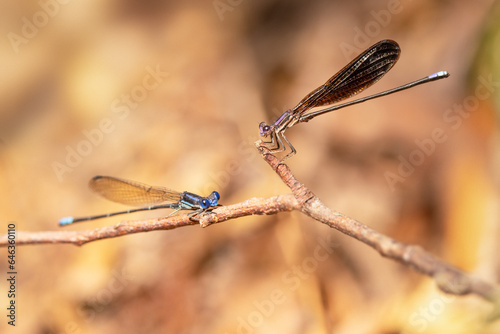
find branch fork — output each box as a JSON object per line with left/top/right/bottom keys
{"left": 0, "top": 141, "right": 498, "bottom": 304}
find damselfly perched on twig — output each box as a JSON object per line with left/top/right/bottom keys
{"left": 258, "top": 39, "right": 449, "bottom": 162}
{"left": 59, "top": 176, "right": 220, "bottom": 226}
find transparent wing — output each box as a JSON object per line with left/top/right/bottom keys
{"left": 88, "top": 176, "right": 181, "bottom": 206}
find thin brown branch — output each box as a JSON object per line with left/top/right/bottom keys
{"left": 0, "top": 141, "right": 498, "bottom": 304}
{"left": 257, "top": 143, "right": 500, "bottom": 303}
{"left": 0, "top": 195, "right": 299, "bottom": 247}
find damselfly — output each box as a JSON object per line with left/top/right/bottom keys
{"left": 59, "top": 176, "right": 220, "bottom": 225}
{"left": 258, "top": 39, "right": 449, "bottom": 161}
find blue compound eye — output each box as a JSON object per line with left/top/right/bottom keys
{"left": 200, "top": 199, "right": 210, "bottom": 209}
{"left": 208, "top": 191, "right": 220, "bottom": 206}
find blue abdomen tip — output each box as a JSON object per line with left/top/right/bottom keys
{"left": 429, "top": 71, "right": 449, "bottom": 79}
{"left": 59, "top": 217, "right": 74, "bottom": 226}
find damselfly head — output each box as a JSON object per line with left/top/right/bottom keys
{"left": 259, "top": 122, "right": 273, "bottom": 136}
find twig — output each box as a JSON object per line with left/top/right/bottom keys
{"left": 0, "top": 142, "right": 498, "bottom": 303}
{"left": 256, "top": 144, "right": 500, "bottom": 303}
{"left": 0, "top": 195, "right": 299, "bottom": 246}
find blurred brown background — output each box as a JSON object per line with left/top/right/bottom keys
{"left": 0, "top": 0, "right": 499, "bottom": 333}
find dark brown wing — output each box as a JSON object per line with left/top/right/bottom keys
{"left": 293, "top": 40, "right": 400, "bottom": 115}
